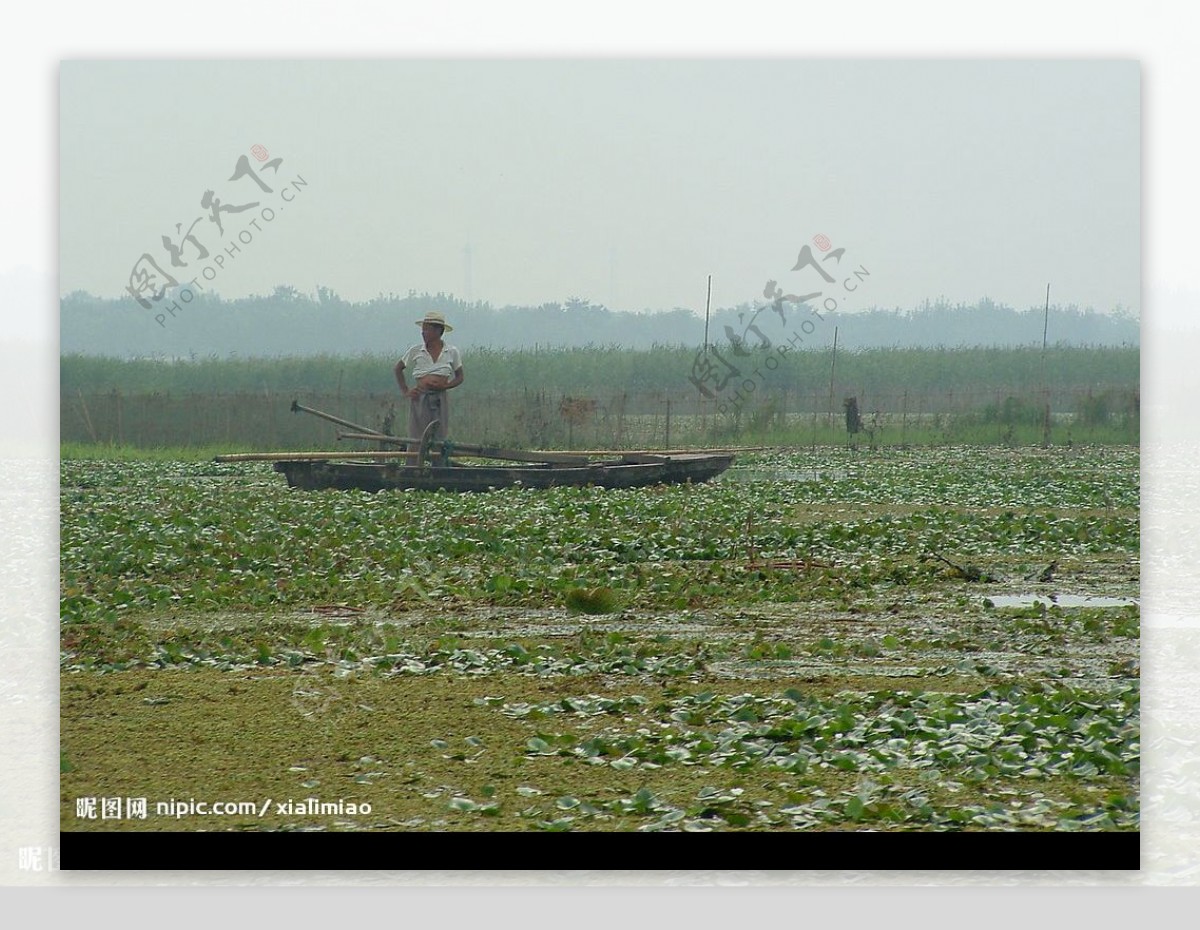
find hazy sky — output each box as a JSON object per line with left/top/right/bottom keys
{"left": 59, "top": 59, "right": 1139, "bottom": 317}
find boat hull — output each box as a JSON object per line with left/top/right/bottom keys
{"left": 273, "top": 453, "right": 734, "bottom": 492}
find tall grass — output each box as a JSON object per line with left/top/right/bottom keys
{"left": 60, "top": 345, "right": 1139, "bottom": 452}
{"left": 62, "top": 345, "right": 1138, "bottom": 397}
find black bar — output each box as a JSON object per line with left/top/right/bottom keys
{"left": 61, "top": 830, "right": 1139, "bottom": 872}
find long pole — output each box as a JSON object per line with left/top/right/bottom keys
{"left": 827, "top": 325, "right": 839, "bottom": 428}
{"left": 1040, "top": 283, "right": 1051, "bottom": 398}
{"left": 703, "top": 274, "right": 712, "bottom": 354}
{"left": 1041, "top": 283, "right": 1051, "bottom": 362}
{"left": 1041, "top": 283, "right": 1051, "bottom": 447}
{"left": 336, "top": 431, "right": 590, "bottom": 465}
{"left": 216, "top": 450, "right": 417, "bottom": 463}
{"left": 701, "top": 274, "right": 713, "bottom": 440}
{"left": 291, "top": 399, "right": 384, "bottom": 437}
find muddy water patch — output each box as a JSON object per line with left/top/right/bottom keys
{"left": 707, "top": 659, "right": 941, "bottom": 682}
{"left": 984, "top": 594, "right": 1139, "bottom": 609}
{"left": 721, "top": 467, "right": 849, "bottom": 483}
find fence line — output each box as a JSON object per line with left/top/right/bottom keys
{"left": 60, "top": 384, "right": 1140, "bottom": 451}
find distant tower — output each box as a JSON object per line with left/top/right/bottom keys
{"left": 609, "top": 246, "right": 617, "bottom": 310}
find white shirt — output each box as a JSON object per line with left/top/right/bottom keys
{"left": 401, "top": 342, "right": 462, "bottom": 380}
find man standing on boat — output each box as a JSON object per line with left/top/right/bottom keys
{"left": 394, "top": 311, "right": 464, "bottom": 443}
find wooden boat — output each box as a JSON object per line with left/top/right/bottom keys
{"left": 212, "top": 400, "right": 735, "bottom": 492}
{"left": 270, "top": 451, "right": 735, "bottom": 493}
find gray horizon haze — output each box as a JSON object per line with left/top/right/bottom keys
{"left": 59, "top": 59, "right": 1139, "bottom": 334}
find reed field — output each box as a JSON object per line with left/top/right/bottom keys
{"left": 61, "top": 345, "right": 1139, "bottom": 451}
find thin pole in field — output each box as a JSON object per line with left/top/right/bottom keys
{"left": 703, "top": 274, "right": 712, "bottom": 354}
{"left": 1041, "top": 283, "right": 1051, "bottom": 446}
{"left": 1041, "top": 283, "right": 1051, "bottom": 376}
{"left": 827, "top": 325, "right": 839, "bottom": 429}
{"left": 701, "top": 274, "right": 712, "bottom": 443}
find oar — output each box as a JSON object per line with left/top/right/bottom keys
{"left": 291, "top": 399, "right": 387, "bottom": 437}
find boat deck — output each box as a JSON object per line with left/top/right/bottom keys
{"left": 272, "top": 452, "right": 735, "bottom": 492}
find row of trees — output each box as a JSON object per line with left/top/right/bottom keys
{"left": 60, "top": 289, "right": 1139, "bottom": 358}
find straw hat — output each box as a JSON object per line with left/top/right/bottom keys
{"left": 415, "top": 310, "right": 453, "bottom": 332}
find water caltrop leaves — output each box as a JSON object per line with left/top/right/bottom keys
{"left": 60, "top": 446, "right": 1138, "bottom": 833}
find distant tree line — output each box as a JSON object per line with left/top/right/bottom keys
{"left": 59, "top": 287, "right": 1139, "bottom": 359}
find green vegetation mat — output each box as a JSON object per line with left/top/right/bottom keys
{"left": 60, "top": 446, "right": 1139, "bottom": 832}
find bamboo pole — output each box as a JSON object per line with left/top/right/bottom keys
{"left": 336, "top": 431, "right": 593, "bottom": 465}
{"left": 215, "top": 451, "right": 417, "bottom": 463}
{"left": 336, "top": 431, "right": 423, "bottom": 446}
{"left": 527, "top": 445, "right": 770, "bottom": 455}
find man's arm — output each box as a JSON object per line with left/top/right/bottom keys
{"left": 445, "top": 347, "right": 464, "bottom": 389}
{"left": 394, "top": 359, "right": 418, "bottom": 398}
